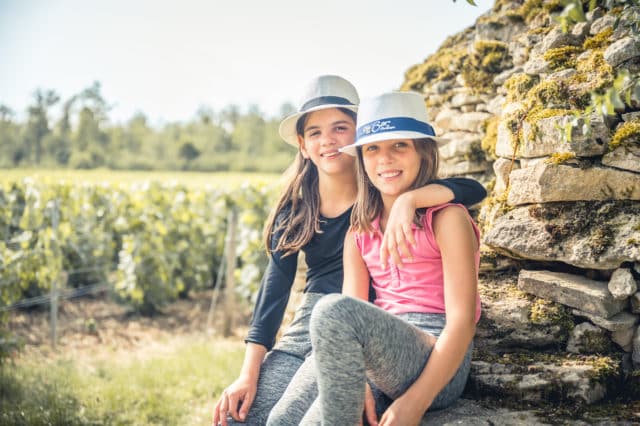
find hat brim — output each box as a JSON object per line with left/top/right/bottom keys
{"left": 279, "top": 104, "right": 359, "bottom": 146}
{"left": 339, "top": 131, "right": 449, "bottom": 156}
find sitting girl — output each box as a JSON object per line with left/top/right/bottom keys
{"left": 214, "top": 76, "right": 486, "bottom": 426}
{"left": 268, "top": 91, "right": 481, "bottom": 425}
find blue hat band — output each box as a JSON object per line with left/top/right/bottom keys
{"left": 301, "top": 96, "right": 354, "bottom": 111}
{"left": 357, "top": 117, "right": 435, "bottom": 141}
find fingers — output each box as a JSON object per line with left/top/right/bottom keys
{"left": 228, "top": 391, "right": 241, "bottom": 421}
{"left": 214, "top": 392, "right": 229, "bottom": 426}
{"left": 401, "top": 222, "right": 416, "bottom": 248}
{"left": 212, "top": 399, "right": 220, "bottom": 426}
{"left": 237, "top": 390, "right": 255, "bottom": 422}
{"left": 364, "top": 384, "right": 378, "bottom": 426}
{"left": 381, "top": 224, "right": 415, "bottom": 269}
{"left": 379, "top": 233, "right": 389, "bottom": 269}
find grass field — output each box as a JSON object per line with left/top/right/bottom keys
{"left": 1, "top": 168, "right": 282, "bottom": 189}
{"left": 0, "top": 336, "right": 244, "bottom": 426}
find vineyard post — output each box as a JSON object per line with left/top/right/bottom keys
{"left": 50, "top": 278, "right": 57, "bottom": 348}
{"left": 50, "top": 199, "right": 60, "bottom": 349}
{"left": 206, "top": 235, "right": 227, "bottom": 334}
{"left": 222, "top": 209, "right": 238, "bottom": 337}
{"left": 49, "top": 271, "right": 68, "bottom": 348}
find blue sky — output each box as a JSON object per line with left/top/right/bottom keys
{"left": 1, "top": 0, "right": 493, "bottom": 125}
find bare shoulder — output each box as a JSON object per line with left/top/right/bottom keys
{"left": 432, "top": 204, "right": 469, "bottom": 227}
{"left": 433, "top": 205, "right": 478, "bottom": 249}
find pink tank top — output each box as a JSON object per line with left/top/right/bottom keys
{"left": 354, "top": 203, "right": 481, "bottom": 323}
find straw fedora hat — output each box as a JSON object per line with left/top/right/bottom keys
{"left": 279, "top": 75, "right": 359, "bottom": 146}
{"left": 340, "top": 91, "right": 447, "bottom": 156}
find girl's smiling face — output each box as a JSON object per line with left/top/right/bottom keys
{"left": 298, "top": 108, "right": 356, "bottom": 176}
{"left": 361, "top": 138, "right": 421, "bottom": 198}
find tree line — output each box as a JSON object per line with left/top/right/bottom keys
{"left": 0, "top": 82, "right": 297, "bottom": 173}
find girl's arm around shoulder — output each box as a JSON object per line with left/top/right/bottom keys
{"left": 433, "top": 177, "right": 487, "bottom": 206}
{"left": 380, "top": 178, "right": 484, "bottom": 268}
{"left": 342, "top": 230, "right": 371, "bottom": 302}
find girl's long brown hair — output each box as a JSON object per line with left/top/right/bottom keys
{"left": 350, "top": 137, "right": 439, "bottom": 233}
{"left": 263, "top": 108, "right": 357, "bottom": 256}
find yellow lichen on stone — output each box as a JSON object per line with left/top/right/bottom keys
{"left": 543, "top": 46, "right": 583, "bottom": 70}
{"left": 461, "top": 41, "right": 511, "bottom": 94}
{"left": 570, "top": 49, "right": 615, "bottom": 95}
{"left": 545, "top": 152, "right": 577, "bottom": 164}
{"left": 504, "top": 73, "right": 539, "bottom": 103}
{"left": 502, "top": 106, "right": 528, "bottom": 150}
{"left": 583, "top": 27, "right": 613, "bottom": 50}
{"left": 481, "top": 116, "right": 500, "bottom": 159}
{"left": 527, "top": 80, "right": 570, "bottom": 108}
{"left": 609, "top": 120, "right": 640, "bottom": 151}
{"left": 542, "top": 0, "right": 564, "bottom": 13}
{"left": 517, "top": 0, "right": 544, "bottom": 24}
{"left": 527, "top": 26, "right": 553, "bottom": 36}
{"left": 529, "top": 298, "right": 572, "bottom": 329}
{"left": 525, "top": 108, "right": 573, "bottom": 124}
{"left": 401, "top": 47, "right": 467, "bottom": 91}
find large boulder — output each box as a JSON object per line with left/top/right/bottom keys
{"left": 507, "top": 163, "right": 640, "bottom": 206}
{"left": 484, "top": 201, "right": 640, "bottom": 270}
{"left": 496, "top": 115, "right": 609, "bottom": 159}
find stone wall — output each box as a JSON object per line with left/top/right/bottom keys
{"left": 403, "top": 0, "right": 640, "bottom": 407}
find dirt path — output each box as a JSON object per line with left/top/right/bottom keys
{"left": 7, "top": 289, "right": 249, "bottom": 362}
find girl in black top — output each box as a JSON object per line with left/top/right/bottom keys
{"left": 213, "top": 75, "right": 486, "bottom": 426}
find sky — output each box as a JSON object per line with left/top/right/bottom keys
{"left": 0, "top": 0, "right": 493, "bottom": 126}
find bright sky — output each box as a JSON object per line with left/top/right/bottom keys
{"left": 0, "top": 0, "right": 493, "bottom": 125}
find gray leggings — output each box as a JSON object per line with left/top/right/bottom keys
{"left": 267, "top": 294, "right": 472, "bottom": 425}
{"left": 224, "top": 293, "right": 324, "bottom": 426}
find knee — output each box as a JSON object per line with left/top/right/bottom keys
{"left": 309, "top": 294, "right": 356, "bottom": 339}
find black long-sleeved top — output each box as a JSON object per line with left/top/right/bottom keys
{"left": 246, "top": 178, "right": 487, "bottom": 351}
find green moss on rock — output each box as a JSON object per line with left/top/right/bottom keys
{"left": 461, "top": 41, "right": 512, "bottom": 94}
{"left": 529, "top": 201, "right": 637, "bottom": 260}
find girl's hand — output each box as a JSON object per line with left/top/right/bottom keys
{"left": 212, "top": 376, "right": 257, "bottom": 426}
{"left": 361, "top": 382, "right": 378, "bottom": 426}
{"left": 379, "top": 395, "right": 427, "bottom": 426}
{"left": 380, "top": 192, "right": 417, "bottom": 269}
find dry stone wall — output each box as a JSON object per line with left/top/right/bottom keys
{"left": 402, "top": 0, "right": 640, "bottom": 408}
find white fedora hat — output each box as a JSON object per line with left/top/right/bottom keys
{"left": 340, "top": 91, "right": 447, "bottom": 156}
{"left": 279, "top": 75, "right": 359, "bottom": 146}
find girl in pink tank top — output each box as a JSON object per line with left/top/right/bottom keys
{"left": 267, "top": 91, "right": 482, "bottom": 425}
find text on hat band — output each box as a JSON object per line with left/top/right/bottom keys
{"left": 357, "top": 117, "right": 435, "bottom": 140}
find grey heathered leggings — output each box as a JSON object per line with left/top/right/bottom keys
{"left": 224, "top": 293, "right": 324, "bottom": 426}
{"left": 267, "top": 294, "right": 472, "bottom": 426}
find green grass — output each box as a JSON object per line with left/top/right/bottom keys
{"left": 0, "top": 169, "right": 280, "bottom": 189}
{"left": 0, "top": 337, "right": 244, "bottom": 425}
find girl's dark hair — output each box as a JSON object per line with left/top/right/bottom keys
{"left": 263, "top": 107, "right": 357, "bottom": 256}
{"left": 350, "top": 137, "right": 439, "bottom": 233}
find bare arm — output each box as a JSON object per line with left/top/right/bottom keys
{"left": 342, "top": 230, "right": 371, "bottom": 301}
{"left": 380, "top": 206, "right": 479, "bottom": 424}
